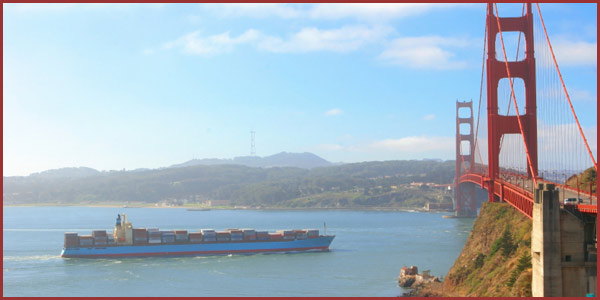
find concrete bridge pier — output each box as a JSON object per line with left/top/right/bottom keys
{"left": 532, "top": 183, "right": 597, "bottom": 297}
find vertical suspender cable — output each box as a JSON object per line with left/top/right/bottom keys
{"left": 536, "top": 3, "right": 597, "bottom": 172}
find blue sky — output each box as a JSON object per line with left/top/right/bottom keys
{"left": 3, "top": 3, "right": 597, "bottom": 176}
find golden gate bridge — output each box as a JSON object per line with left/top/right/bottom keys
{"left": 454, "top": 3, "right": 597, "bottom": 218}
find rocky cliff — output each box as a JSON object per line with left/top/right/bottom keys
{"left": 412, "top": 202, "right": 533, "bottom": 297}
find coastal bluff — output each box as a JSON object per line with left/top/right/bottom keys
{"left": 410, "top": 202, "right": 533, "bottom": 297}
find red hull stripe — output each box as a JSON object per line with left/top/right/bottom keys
{"left": 62, "top": 246, "right": 329, "bottom": 258}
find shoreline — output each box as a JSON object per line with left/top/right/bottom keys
{"left": 3, "top": 203, "right": 455, "bottom": 213}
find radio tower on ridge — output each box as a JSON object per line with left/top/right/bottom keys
{"left": 250, "top": 130, "right": 256, "bottom": 156}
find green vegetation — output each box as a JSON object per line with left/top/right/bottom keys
{"left": 489, "top": 226, "right": 516, "bottom": 258}
{"left": 439, "top": 202, "right": 533, "bottom": 297}
{"left": 4, "top": 160, "right": 455, "bottom": 209}
{"left": 566, "top": 166, "right": 597, "bottom": 194}
{"left": 506, "top": 252, "right": 532, "bottom": 288}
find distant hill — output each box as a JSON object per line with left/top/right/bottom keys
{"left": 28, "top": 167, "right": 100, "bottom": 179}
{"left": 3, "top": 160, "right": 455, "bottom": 208}
{"left": 170, "top": 152, "right": 333, "bottom": 169}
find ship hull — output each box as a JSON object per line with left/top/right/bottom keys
{"left": 61, "top": 236, "right": 334, "bottom": 258}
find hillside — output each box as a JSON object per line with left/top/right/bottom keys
{"left": 411, "top": 202, "right": 533, "bottom": 297}
{"left": 28, "top": 167, "right": 100, "bottom": 179}
{"left": 566, "top": 166, "right": 597, "bottom": 194}
{"left": 3, "top": 160, "right": 454, "bottom": 209}
{"left": 170, "top": 152, "right": 333, "bottom": 169}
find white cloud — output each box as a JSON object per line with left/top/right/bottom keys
{"left": 551, "top": 37, "right": 597, "bottom": 66}
{"left": 259, "top": 26, "right": 391, "bottom": 53}
{"left": 369, "top": 136, "right": 455, "bottom": 152}
{"left": 164, "top": 29, "right": 260, "bottom": 56}
{"left": 163, "top": 26, "right": 390, "bottom": 56}
{"left": 205, "top": 3, "right": 304, "bottom": 19}
{"left": 9, "top": 3, "right": 164, "bottom": 12}
{"left": 379, "top": 36, "right": 470, "bottom": 69}
{"left": 204, "top": 3, "right": 466, "bottom": 22}
{"left": 311, "top": 136, "right": 455, "bottom": 161}
{"left": 325, "top": 108, "right": 344, "bottom": 116}
{"left": 309, "top": 3, "right": 460, "bottom": 21}
{"left": 423, "top": 114, "right": 436, "bottom": 120}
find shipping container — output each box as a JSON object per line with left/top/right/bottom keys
{"left": 162, "top": 233, "right": 176, "bottom": 244}
{"left": 278, "top": 230, "right": 295, "bottom": 240}
{"left": 216, "top": 231, "right": 230, "bottom": 242}
{"left": 64, "top": 233, "right": 79, "bottom": 248}
{"left": 148, "top": 238, "right": 162, "bottom": 244}
{"left": 243, "top": 235, "right": 257, "bottom": 241}
{"left": 94, "top": 238, "right": 108, "bottom": 246}
{"left": 175, "top": 236, "right": 188, "bottom": 242}
{"left": 230, "top": 234, "right": 243, "bottom": 241}
{"left": 147, "top": 228, "right": 159, "bottom": 232}
{"left": 133, "top": 228, "right": 148, "bottom": 242}
{"left": 92, "top": 230, "right": 107, "bottom": 238}
{"left": 203, "top": 236, "right": 217, "bottom": 242}
{"left": 269, "top": 233, "right": 284, "bottom": 241}
{"left": 293, "top": 230, "right": 308, "bottom": 240}
{"left": 79, "top": 235, "right": 94, "bottom": 246}
{"left": 307, "top": 229, "right": 319, "bottom": 238}
{"left": 255, "top": 231, "right": 269, "bottom": 237}
{"left": 201, "top": 229, "right": 216, "bottom": 237}
{"left": 189, "top": 233, "right": 203, "bottom": 243}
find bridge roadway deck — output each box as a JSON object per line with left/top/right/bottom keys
{"left": 458, "top": 172, "right": 597, "bottom": 218}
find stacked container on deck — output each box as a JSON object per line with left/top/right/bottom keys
{"left": 293, "top": 230, "right": 308, "bottom": 240}
{"left": 216, "top": 231, "right": 230, "bottom": 242}
{"left": 242, "top": 229, "right": 256, "bottom": 241}
{"left": 133, "top": 228, "right": 148, "bottom": 245}
{"left": 92, "top": 230, "right": 108, "bottom": 246}
{"left": 228, "top": 229, "right": 243, "bottom": 241}
{"left": 79, "top": 235, "right": 94, "bottom": 246}
{"left": 161, "top": 231, "right": 175, "bottom": 244}
{"left": 63, "top": 225, "right": 322, "bottom": 248}
{"left": 269, "top": 233, "right": 284, "bottom": 241}
{"left": 174, "top": 230, "right": 188, "bottom": 243}
{"left": 189, "top": 232, "right": 203, "bottom": 243}
{"left": 201, "top": 229, "right": 216, "bottom": 242}
{"left": 148, "top": 228, "right": 162, "bottom": 244}
{"left": 107, "top": 234, "right": 115, "bottom": 245}
{"left": 64, "top": 232, "right": 79, "bottom": 248}
{"left": 255, "top": 231, "right": 269, "bottom": 241}
{"left": 278, "top": 230, "right": 296, "bottom": 240}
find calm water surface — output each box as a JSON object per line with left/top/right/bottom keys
{"left": 3, "top": 207, "right": 474, "bottom": 296}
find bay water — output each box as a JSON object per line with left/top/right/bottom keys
{"left": 3, "top": 206, "right": 474, "bottom": 297}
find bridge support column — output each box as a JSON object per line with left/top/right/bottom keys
{"left": 531, "top": 183, "right": 562, "bottom": 297}
{"left": 455, "top": 100, "right": 476, "bottom": 217}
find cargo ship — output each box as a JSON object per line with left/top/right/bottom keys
{"left": 61, "top": 214, "right": 335, "bottom": 258}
